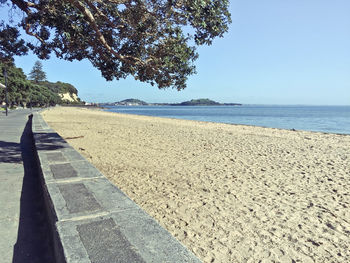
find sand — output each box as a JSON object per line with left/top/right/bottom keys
{"left": 42, "top": 107, "right": 350, "bottom": 263}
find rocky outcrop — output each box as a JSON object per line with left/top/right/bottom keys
{"left": 59, "top": 92, "right": 78, "bottom": 102}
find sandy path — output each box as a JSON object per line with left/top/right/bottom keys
{"left": 42, "top": 107, "right": 350, "bottom": 263}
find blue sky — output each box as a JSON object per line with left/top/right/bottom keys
{"left": 4, "top": 0, "right": 350, "bottom": 105}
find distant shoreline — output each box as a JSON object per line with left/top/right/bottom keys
{"left": 103, "top": 103, "right": 243, "bottom": 106}
{"left": 100, "top": 98, "right": 242, "bottom": 107}
{"left": 102, "top": 104, "right": 350, "bottom": 135}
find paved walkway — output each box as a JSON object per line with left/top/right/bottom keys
{"left": 0, "top": 109, "right": 54, "bottom": 263}
{"left": 1, "top": 108, "right": 201, "bottom": 263}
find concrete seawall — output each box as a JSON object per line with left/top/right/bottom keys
{"left": 31, "top": 112, "right": 201, "bottom": 263}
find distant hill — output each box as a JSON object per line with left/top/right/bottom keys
{"left": 173, "top": 98, "right": 241, "bottom": 106}
{"left": 112, "top": 98, "right": 148, "bottom": 106}
{"left": 178, "top": 98, "right": 220, "bottom": 106}
{"left": 37, "top": 81, "right": 82, "bottom": 104}
{"left": 39, "top": 81, "right": 78, "bottom": 95}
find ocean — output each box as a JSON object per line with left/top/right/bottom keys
{"left": 104, "top": 105, "right": 350, "bottom": 135}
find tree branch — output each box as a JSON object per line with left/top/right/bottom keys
{"left": 66, "top": 0, "right": 124, "bottom": 59}
{"left": 11, "top": 0, "right": 37, "bottom": 13}
{"left": 25, "top": 23, "right": 45, "bottom": 44}
{"left": 83, "top": 0, "right": 124, "bottom": 29}
{"left": 65, "top": 0, "right": 150, "bottom": 66}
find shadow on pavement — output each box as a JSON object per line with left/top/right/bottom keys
{"left": 0, "top": 141, "right": 22, "bottom": 163}
{"left": 12, "top": 114, "right": 55, "bottom": 263}
{"left": 34, "top": 132, "right": 69, "bottom": 151}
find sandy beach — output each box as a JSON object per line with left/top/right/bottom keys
{"left": 42, "top": 107, "right": 350, "bottom": 263}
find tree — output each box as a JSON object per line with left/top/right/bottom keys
{"left": 0, "top": 0, "right": 231, "bottom": 90}
{"left": 0, "top": 61, "right": 60, "bottom": 107}
{"left": 0, "top": 22, "right": 28, "bottom": 63}
{"left": 29, "top": 60, "right": 47, "bottom": 82}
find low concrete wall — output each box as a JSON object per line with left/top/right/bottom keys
{"left": 31, "top": 112, "right": 201, "bottom": 263}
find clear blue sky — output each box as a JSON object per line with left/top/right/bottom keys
{"left": 4, "top": 0, "right": 350, "bottom": 105}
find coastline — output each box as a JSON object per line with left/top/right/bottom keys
{"left": 105, "top": 108, "right": 350, "bottom": 136}
{"left": 42, "top": 107, "right": 350, "bottom": 263}
{"left": 103, "top": 104, "right": 350, "bottom": 135}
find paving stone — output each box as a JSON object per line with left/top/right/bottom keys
{"left": 77, "top": 218, "right": 145, "bottom": 263}
{"left": 63, "top": 150, "right": 86, "bottom": 161}
{"left": 81, "top": 178, "right": 136, "bottom": 212}
{"left": 46, "top": 152, "right": 67, "bottom": 162}
{"left": 50, "top": 163, "right": 78, "bottom": 179}
{"left": 109, "top": 209, "right": 202, "bottom": 263}
{"left": 58, "top": 183, "right": 102, "bottom": 214}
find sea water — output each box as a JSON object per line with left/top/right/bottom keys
{"left": 104, "top": 105, "right": 350, "bottom": 135}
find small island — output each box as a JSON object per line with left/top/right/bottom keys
{"left": 176, "top": 98, "right": 220, "bottom": 106}
{"left": 171, "top": 98, "right": 241, "bottom": 106}
{"left": 113, "top": 99, "right": 148, "bottom": 106}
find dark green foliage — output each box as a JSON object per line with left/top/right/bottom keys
{"left": 0, "top": 22, "right": 28, "bottom": 63}
{"left": 1, "top": 0, "right": 231, "bottom": 90}
{"left": 0, "top": 61, "right": 61, "bottom": 107}
{"left": 28, "top": 83, "right": 61, "bottom": 107}
{"left": 179, "top": 98, "right": 220, "bottom": 106}
{"left": 39, "top": 81, "right": 78, "bottom": 95}
{"left": 119, "top": 98, "right": 148, "bottom": 105}
{"left": 29, "top": 60, "right": 47, "bottom": 82}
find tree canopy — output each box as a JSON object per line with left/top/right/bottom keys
{"left": 0, "top": 0, "right": 231, "bottom": 90}
{"left": 0, "top": 61, "right": 61, "bottom": 107}
{"left": 40, "top": 80, "right": 78, "bottom": 95}
{"left": 29, "top": 60, "right": 46, "bottom": 82}
{"left": 179, "top": 98, "right": 220, "bottom": 106}
{"left": 0, "top": 21, "right": 28, "bottom": 62}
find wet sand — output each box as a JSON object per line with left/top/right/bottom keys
{"left": 42, "top": 107, "right": 350, "bottom": 263}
